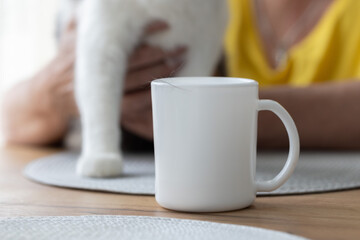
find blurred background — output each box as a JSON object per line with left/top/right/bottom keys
{"left": 0, "top": 0, "right": 58, "bottom": 97}
{"left": 0, "top": 0, "right": 358, "bottom": 150}
{"left": 0, "top": 0, "right": 59, "bottom": 142}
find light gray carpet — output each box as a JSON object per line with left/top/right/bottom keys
{"left": 0, "top": 215, "right": 308, "bottom": 240}
{"left": 24, "top": 151, "right": 360, "bottom": 195}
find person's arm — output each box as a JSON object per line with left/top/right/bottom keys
{"left": 121, "top": 42, "right": 186, "bottom": 140}
{"left": 258, "top": 81, "right": 360, "bottom": 149}
{"left": 1, "top": 20, "right": 185, "bottom": 146}
{"left": 1, "top": 22, "right": 77, "bottom": 145}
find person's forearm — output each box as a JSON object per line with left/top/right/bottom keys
{"left": 258, "top": 81, "right": 360, "bottom": 149}
{"left": 1, "top": 58, "right": 70, "bottom": 145}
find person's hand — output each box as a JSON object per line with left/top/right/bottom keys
{"left": 28, "top": 17, "right": 78, "bottom": 140}
{"left": 50, "top": 18, "right": 78, "bottom": 119}
{"left": 48, "top": 20, "right": 186, "bottom": 140}
{"left": 121, "top": 21, "right": 187, "bottom": 140}
{"left": 30, "top": 17, "right": 78, "bottom": 120}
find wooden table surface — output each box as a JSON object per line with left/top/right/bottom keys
{"left": 0, "top": 145, "right": 359, "bottom": 240}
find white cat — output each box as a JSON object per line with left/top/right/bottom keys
{"left": 59, "top": 0, "right": 228, "bottom": 178}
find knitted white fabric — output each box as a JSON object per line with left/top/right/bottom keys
{"left": 0, "top": 215, "right": 308, "bottom": 240}
{"left": 24, "top": 151, "right": 360, "bottom": 195}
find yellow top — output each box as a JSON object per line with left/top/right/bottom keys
{"left": 225, "top": 0, "right": 360, "bottom": 87}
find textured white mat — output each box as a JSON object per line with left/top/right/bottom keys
{"left": 24, "top": 151, "right": 360, "bottom": 196}
{"left": 0, "top": 215, "right": 308, "bottom": 240}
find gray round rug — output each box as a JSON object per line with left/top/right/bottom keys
{"left": 0, "top": 215, "right": 308, "bottom": 240}
{"left": 24, "top": 151, "right": 360, "bottom": 196}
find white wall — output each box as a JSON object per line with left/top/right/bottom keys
{"left": 0, "top": 0, "right": 59, "bottom": 93}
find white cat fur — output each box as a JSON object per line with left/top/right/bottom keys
{"left": 60, "top": 0, "right": 228, "bottom": 177}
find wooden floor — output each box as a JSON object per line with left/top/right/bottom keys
{"left": 0, "top": 145, "right": 360, "bottom": 240}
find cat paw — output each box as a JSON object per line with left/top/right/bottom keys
{"left": 76, "top": 153, "right": 123, "bottom": 178}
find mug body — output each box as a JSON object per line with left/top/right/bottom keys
{"left": 151, "top": 77, "right": 259, "bottom": 212}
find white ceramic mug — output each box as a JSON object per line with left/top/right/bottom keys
{"left": 151, "top": 77, "right": 299, "bottom": 212}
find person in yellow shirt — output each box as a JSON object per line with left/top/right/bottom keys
{"left": 227, "top": 0, "right": 360, "bottom": 86}
{"left": 2, "top": 0, "right": 360, "bottom": 149}
{"left": 225, "top": 0, "right": 360, "bottom": 149}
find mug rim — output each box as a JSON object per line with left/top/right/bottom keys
{"left": 151, "top": 77, "right": 258, "bottom": 87}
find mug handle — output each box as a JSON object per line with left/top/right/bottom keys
{"left": 256, "top": 100, "right": 300, "bottom": 192}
